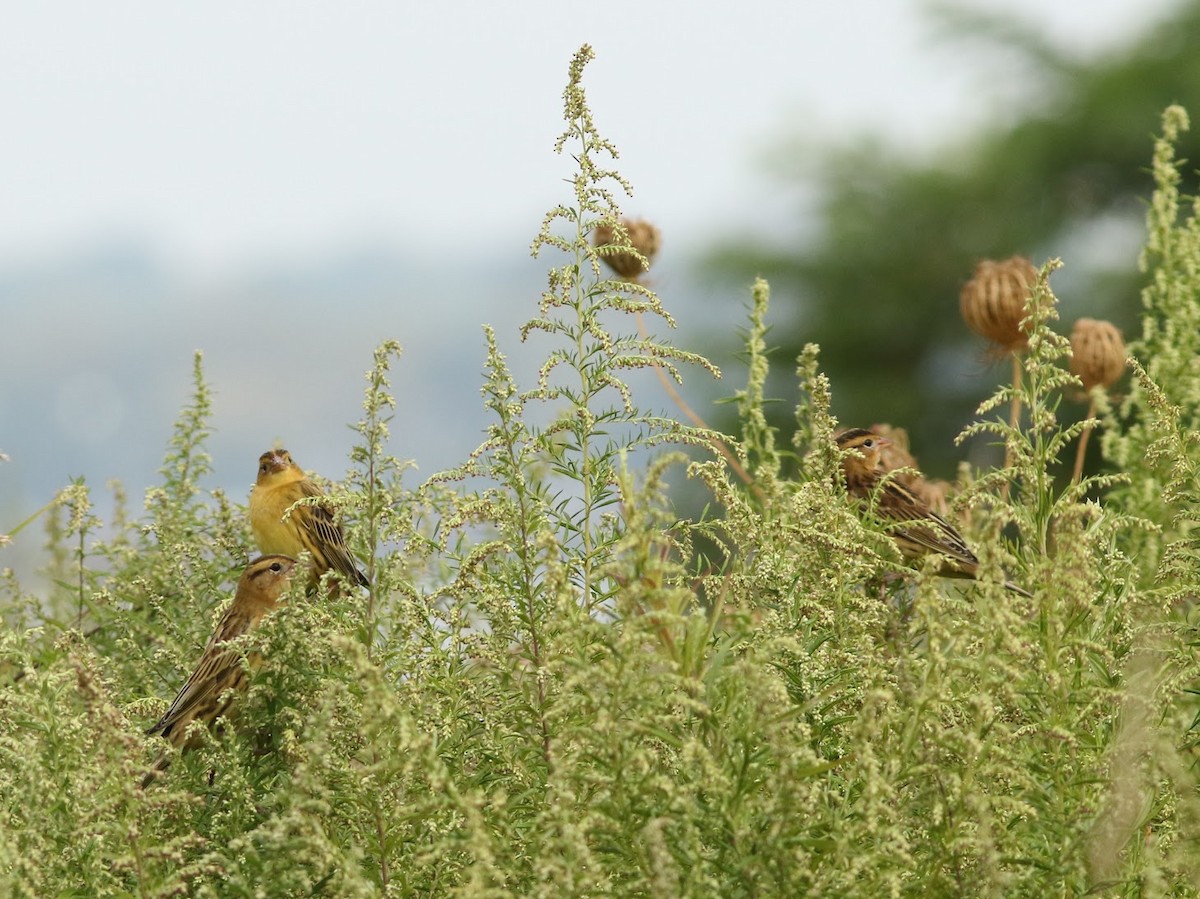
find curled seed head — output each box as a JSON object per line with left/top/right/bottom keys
{"left": 870, "top": 423, "right": 918, "bottom": 473}
{"left": 593, "top": 218, "right": 661, "bottom": 280}
{"left": 1070, "top": 318, "right": 1126, "bottom": 391}
{"left": 870, "top": 422, "right": 951, "bottom": 517}
{"left": 959, "top": 256, "right": 1039, "bottom": 353}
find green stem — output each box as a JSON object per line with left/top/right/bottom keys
{"left": 1072, "top": 396, "right": 1098, "bottom": 485}
{"left": 77, "top": 529, "right": 85, "bottom": 631}
{"left": 1002, "top": 352, "right": 1023, "bottom": 500}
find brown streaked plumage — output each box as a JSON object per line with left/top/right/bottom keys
{"left": 248, "top": 449, "right": 368, "bottom": 590}
{"left": 869, "top": 422, "right": 951, "bottom": 518}
{"left": 836, "top": 428, "right": 1031, "bottom": 597}
{"left": 142, "top": 555, "right": 297, "bottom": 786}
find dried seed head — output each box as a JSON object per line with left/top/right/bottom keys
{"left": 1070, "top": 318, "right": 1126, "bottom": 391}
{"left": 959, "top": 256, "right": 1039, "bottom": 352}
{"left": 593, "top": 218, "right": 661, "bottom": 280}
{"left": 870, "top": 423, "right": 918, "bottom": 473}
{"left": 870, "top": 423, "right": 951, "bottom": 517}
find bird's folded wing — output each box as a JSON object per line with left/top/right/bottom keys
{"left": 294, "top": 480, "right": 367, "bottom": 585}
{"left": 881, "top": 482, "right": 979, "bottom": 568}
{"left": 146, "top": 610, "right": 254, "bottom": 737}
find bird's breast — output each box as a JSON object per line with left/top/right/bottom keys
{"left": 249, "top": 484, "right": 305, "bottom": 555}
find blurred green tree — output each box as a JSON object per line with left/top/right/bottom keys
{"left": 704, "top": 0, "right": 1200, "bottom": 477}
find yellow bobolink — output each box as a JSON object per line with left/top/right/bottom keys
{"left": 836, "top": 428, "right": 1030, "bottom": 597}
{"left": 248, "top": 449, "right": 368, "bottom": 589}
{"left": 143, "top": 555, "right": 297, "bottom": 786}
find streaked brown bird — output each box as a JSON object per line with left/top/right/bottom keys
{"left": 143, "top": 555, "right": 297, "bottom": 786}
{"left": 249, "top": 449, "right": 368, "bottom": 589}
{"left": 836, "top": 428, "right": 1031, "bottom": 597}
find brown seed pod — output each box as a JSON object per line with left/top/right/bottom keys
{"left": 959, "top": 256, "right": 1039, "bottom": 352}
{"left": 870, "top": 423, "right": 918, "bottom": 473}
{"left": 1070, "top": 318, "right": 1126, "bottom": 391}
{"left": 869, "top": 423, "right": 951, "bottom": 518}
{"left": 593, "top": 218, "right": 661, "bottom": 280}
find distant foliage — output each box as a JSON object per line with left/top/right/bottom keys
{"left": 2, "top": 51, "right": 1200, "bottom": 898}
{"left": 706, "top": 1, "right": 1200, "bottom": 475}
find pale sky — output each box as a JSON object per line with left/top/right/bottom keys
{"left": 0, "top": 1, "right": 1175, "bottom": 270}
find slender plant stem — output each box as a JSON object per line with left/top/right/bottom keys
{"left": 1002, "top": 352, "right": 1023, "bottom": 500}
{"left": 374, "top": 800, "right": 390, "bottom": 888}
{"left": 77, "top": 529, "right": 85, "bottom": 631}
{"left": 1072, "top": 395, "right": 1098, "bottom": 484}
{"left": 365, "top": 447, "right": 377, "bottom": 663}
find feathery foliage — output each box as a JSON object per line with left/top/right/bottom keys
{"left": 3, "top": 46, "right": 1200, "bottom": 898}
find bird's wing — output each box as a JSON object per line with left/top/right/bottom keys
{"left": 881, "top": 481, "right": 979, "bottom": 568}
{"left": 146, "top": 609, "right": 254, "bottom": 739}
{"left": 292, "top": 480, "right": 368, "bottom": 587}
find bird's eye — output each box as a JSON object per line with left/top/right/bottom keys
{"left": 862, "top": 439, "right": 875, "bottom": 448}
{"left": 270, "top": 562, "right": 283, "bottom": 572}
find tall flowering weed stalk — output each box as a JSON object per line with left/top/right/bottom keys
{"left": 1105, "top": 106, "right": 1200, "bottom": 591}
{"left": 1088, "top": 112, "right": 1200, "bottom": 883}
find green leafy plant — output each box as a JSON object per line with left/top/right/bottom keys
{"left": 3, "top": 47, "right": 1200, "bottom": 899}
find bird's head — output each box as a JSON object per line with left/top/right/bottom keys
{"left": 256, "top": 449, "right": 296, "bottom": 481}
{"left": 240, "top": 554, "right": 298, "bottom": 601}
{"left": 835, "top": 428, "right": 891, "bottom": 479}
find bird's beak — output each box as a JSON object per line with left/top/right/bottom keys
{"left": 875, "top": 436, "right": 893, "bottom": 448}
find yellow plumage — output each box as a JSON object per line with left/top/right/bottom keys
{"left": 248, "top": 449, "right": 368, "bottom": 589}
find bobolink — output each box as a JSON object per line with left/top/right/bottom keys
{"left": 249, "top": 449, "right": 368, "bottom": 589}
{"left": 836, "top": 428, "right": 1030, "bottom": 597}
{"left": 143, "top": 555, "right": 297, "bottom": 786}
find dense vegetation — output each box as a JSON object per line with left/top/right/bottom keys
{"left": 3, "top": 46, "right": 1200, "bottom": 897}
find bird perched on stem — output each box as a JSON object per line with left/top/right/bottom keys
{"left": 249, "top": 449, "right": 368, "bottom": 590}
{"left": 836, "top": 428, "right": 1031, "bottom": 597}
{"left": 142, "top": 555, "right": 297, "bottom": 787}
